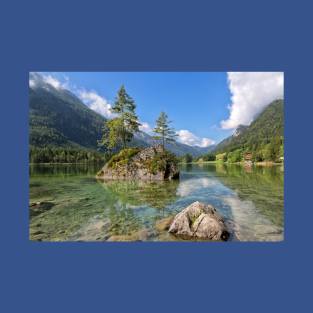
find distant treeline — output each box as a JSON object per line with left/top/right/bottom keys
{"left": 217, "top": 136, "right": 283, "bottom": 163}
{"left": 179, "top": 135, "right": 283, "bottom": 164}
{"left": 29, "top": 146, "right": 107, "bottom": 163}
{"left": 208, "top": 136, "right": 284, "bottom": 163}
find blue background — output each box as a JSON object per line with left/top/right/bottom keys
{"left": 0, "top": 0, "right": 312, "bottom": 312}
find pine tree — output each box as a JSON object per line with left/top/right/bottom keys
{"left": 98, "top": 86, "right": 140, "bottom": 151}
{"left": 184, "top": 153, "right": 193, "bottom": 163}
{"left": 110, "top": 85, "right": 140, "bottom": 149}
{"left": 153, "top": 112, "right": 177, "bottom": 151}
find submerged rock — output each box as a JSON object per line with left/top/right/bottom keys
{"left": 168, "top": 201, "right": 230, "bottom": 241}
{"left": 71, "top": 217, "right": 111, "bottom": 241}
{"left": 29, "top": 201, "right": 55, "bottom": 218}
{"left": 107, "top": 228, "right": 154, "bottom": 242}
{"left": 155, "top": 216, "right": 174, "bottom": 232}
{"left": 96, "top": 145, "right": 179, "bottom": 181}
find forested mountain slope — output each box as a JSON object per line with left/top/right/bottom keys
{"left": 213, "top": 99, "right": 284, "bottom": 161}
{"left": 29, "top": 73, "right": 105, "bottom": 149}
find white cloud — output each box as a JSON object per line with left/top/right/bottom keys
{"left": 29, "top": 79, "right": 36, "bottom": 88}
{"left": 29, "top": 72, "right": 42, "bottom": 89}
{"left": 29, "top": 72, "right": 69, "bottom": 90}
{"left": 221, "top": 72, "right": 284, "bottom": 129}
{"left": 29, "top": 72, "right": 115, "bottom": 119}
{"left": 43, "top": 75, "right": 63, "bottom": 89}
{"left": 200, "top": 137, "right": 215, "bottom": 147}
{"left": 78, "top": 90, "right": 115, "bottom": 119}
{"left": 139, "top": 121, "right": 152, "bottom": 134}
{"left": 176, "top": 130, "right": 215, "bottom": 147}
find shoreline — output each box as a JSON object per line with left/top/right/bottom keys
{"left": 180, "top": 161, "right": 283, "bottom": 166}
{"left": 32, "top": 160, "right": 284, "bottom": 167}
{"left": 29, "top": 162, "right": 104, "bottom": 165}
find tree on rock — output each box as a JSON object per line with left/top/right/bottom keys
{"left": 98, "top": 118, "right": 124, "bottom": 151}
{"left": 153, "top": 112, "right": 177, "bottom": 151}
{"left": 99, "top": 86, "right": 140, "bottom": 151}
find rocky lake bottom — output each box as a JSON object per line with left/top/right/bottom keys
{"left": 29, "top": 163, "right": 284, "bottom": 242}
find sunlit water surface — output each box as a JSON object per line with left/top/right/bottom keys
{"left": 29, "top": 163, "right": 284, "bottom": 241}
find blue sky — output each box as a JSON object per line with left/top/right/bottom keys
{"left": 35, "top": 72, "right": 284, "bottom": 147}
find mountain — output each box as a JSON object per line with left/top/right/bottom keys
{"left": 214, "top": 125, "right": 248, "bottom": 152}
{"left": 214, "top": 99, "right": 284, "bottom": 155}
{"left": 233, "top": 125, "right": 248, "bottom": 137}
{"left": 29, "top": 73, "right": 212, "bottom": 157}
{"left": 29, "top": 72, "right": 105, "bottom": 149}
{"left": 132, "top": 131, "right": 213, "bottom": 157}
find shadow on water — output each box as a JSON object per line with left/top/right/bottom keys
{"left": 98, "top": 179, "right": 179, "bottom": 210}
{"left": 29, "top": 163, "right": 103, "bottom": 177}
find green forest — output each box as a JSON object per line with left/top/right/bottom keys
{"left": 29, "top": 146, "right": 106, "bottom": 164}
{"left": 209, "top": 99, "right": 284, "bottom": 163}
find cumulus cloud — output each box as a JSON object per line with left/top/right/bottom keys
{"left": 221, "top": 72, "right": 284, "bottom": 129}
{"left": 29, "top": 72, "right": 69, "bottom": 90}
{"left": 139, "top": 121, "right": 153, "bottom": 134}
{"left": 78, "top": 90, "right": 115, "bottom": 119}
{"left": 43, "top": 75, "right": 64, "bottom": 89}
{"left": 176, "top": 130, "right": 215, "bottom": 147}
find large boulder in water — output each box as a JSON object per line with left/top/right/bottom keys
{"left": 96, "top": 145, "right": 179, "bottom": 181}
{"left": 168, "top": 201, "right": 229, "bottom": 241}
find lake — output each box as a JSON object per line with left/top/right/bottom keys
{"left": 29, "top": 163, "right": 284, "bottom": 242}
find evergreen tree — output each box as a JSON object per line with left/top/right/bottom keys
{"left": 153, "top": 112, "right": 177, "bottom": 151}
{"left": 184, "top": 153, "right": 193, "bottom": 163}
{"left": 106, "top": 118, "right": 124, "bottom": 150}
{"left": 110, "top": 85, "right": 140, "bottom": 149}
{"left": 98, "top": 119, "right": 118, "bottom": 152}
{"left": 203, "top": 153, "right": 216, "bottom": 161}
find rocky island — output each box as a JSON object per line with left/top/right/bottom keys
{"left": 96, "top": 145, "right": 180, "bottom": 181}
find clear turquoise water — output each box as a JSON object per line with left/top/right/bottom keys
{"left": 29, "top": 163, "right": 284, "bottom": 241}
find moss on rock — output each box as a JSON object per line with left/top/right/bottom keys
{"left": 145, "top": 150, "right": 178, "bottom": 175}
{"left": 96, "top": 145, "right": 180, "bottom": 181}
{"left": 106, "top": 148, "right": 141, "bottom": 169}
